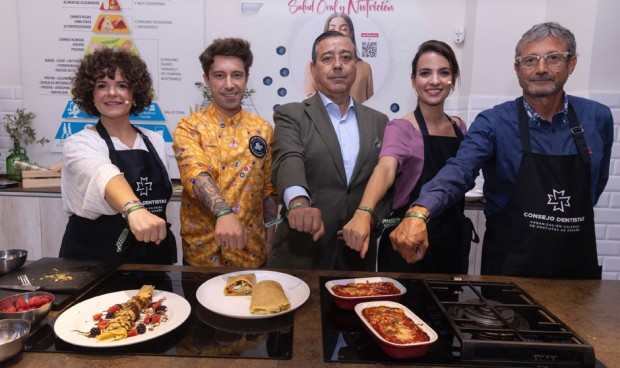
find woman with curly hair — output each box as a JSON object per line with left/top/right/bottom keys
{"left": 59, "top": 48, "right": 177, "bottom": 265}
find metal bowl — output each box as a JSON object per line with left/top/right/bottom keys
{"left": 0, "top": 249, "right": 28, "bottom": 274}
{"left": 0, "top": 319, "right": 30, "bottom": 363}
{"left": 0, "top": 292, "right": 54, "bottom": 325}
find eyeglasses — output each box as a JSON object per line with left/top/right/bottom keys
{"left": 515, "top": 52, "right": 574, "bottom": 68}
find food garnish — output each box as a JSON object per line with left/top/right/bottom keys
{"left": 75, "top": 285, "right": 168, "bottom": 342}
{"left": 39, "top": 268, "right": 74, "bottom": 283}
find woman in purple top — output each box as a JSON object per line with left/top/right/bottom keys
{"left": 343, "top": 40, "right": 473, "bottom": 273}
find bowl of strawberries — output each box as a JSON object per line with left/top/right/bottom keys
{"left": 0, "top": 291, "right": 54, "bottom": 325}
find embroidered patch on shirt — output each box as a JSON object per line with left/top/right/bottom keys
{"left": 249, "top": 136, "right": 267, "bottom": 158}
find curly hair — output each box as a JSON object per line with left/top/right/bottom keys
{"left": 71, "top": 48, "right": 153, "bottom": 117}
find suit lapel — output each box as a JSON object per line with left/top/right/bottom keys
{"left": 305, "top": 94, "right": 347, "bottom": 183}
{"left": 350, "top": 101, "right": 373, "bottom": 186}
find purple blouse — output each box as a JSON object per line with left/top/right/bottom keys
{"left": 379, "top": 118, "right": 467, "bottom": 209}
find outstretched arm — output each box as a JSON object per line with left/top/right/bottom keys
{"left": 343, "top": 156, "right": 397, "bottom": 258}
{"left": 105, "top": 175, "right": 166, "bottom": 244}
{"left": 263, "top": 194, "right": 278, "bottom": 256}
{"left": 192, "top": 173, "right": 247, "bottom": 250}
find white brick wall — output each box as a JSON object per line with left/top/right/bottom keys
{"left": 591, "top": 91, "right": 620, "bottom": 280}
{"left": 2, "top": 86, "right": 619, "bottom": 279}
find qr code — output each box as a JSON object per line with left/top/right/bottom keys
{"left": 361, "top": 41, "right": 377, "bottom": 58}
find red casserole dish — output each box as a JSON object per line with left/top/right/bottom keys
{"left": 354, "top": 301, "right": 438, "bottom": 359}
{"left": 324, "top": 277, "right": 406, "bottom": 310}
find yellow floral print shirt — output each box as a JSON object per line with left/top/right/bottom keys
{"left": 173, "top": 104, "right": 276, "bottom": 267}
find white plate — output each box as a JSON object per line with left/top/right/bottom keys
{"left": 196, "top": 270, "right": 310, "bottom": 319}
{"left": 54, "top": 289, "right": 191, "bottom": 348}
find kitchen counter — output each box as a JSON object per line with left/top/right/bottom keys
{"left": 6, "top": 264, "right": 619, "bottom": 368}
{"left": 0, "top": 179, "right": 184, "bottom": 201}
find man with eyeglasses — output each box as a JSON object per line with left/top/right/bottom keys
{"left": 389, "top": 22, "right": 613, "bottom": 278}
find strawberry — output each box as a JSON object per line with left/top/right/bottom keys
{"left": 93, "top": 313, "right": 103, "bottom": 321}
{"left": 151, "top": 314, "right": 161, "bottom": 324}
{"left": 97, "top": 319, "right": 109, "bottom": 330}
{"left": 15, "top": 297, "right": 29, "bottom": 310}
{"left": 127, "top": 329, "right": 137, "bottom": 337}
{"left": 29, "top": 296, "right": 50, "bottom": 309}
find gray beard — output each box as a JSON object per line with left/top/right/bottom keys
{"left": 523, "top": 81, "right": 562, "bottom": 97}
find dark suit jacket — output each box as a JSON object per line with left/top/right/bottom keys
{"left": 269, "top": 93, "right": 391, "bottom": 270}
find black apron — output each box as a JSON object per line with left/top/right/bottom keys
{"left": 481, "top": 98, "right": 600, "bottom": 278}
{"left": 59, "top": 122, "right": 177, "bottom": 265}
{"left": 378, "top": 107, "right": 472, "bottom": 273}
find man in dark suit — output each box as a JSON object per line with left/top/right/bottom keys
{"left": 269, "top": 31, "right": 390, "bottom": 270}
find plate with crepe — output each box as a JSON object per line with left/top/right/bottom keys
{"left": 54, "top": 288, "right": 191, "bottom": 348}
{"left": 196, "top": 270, "right": 310, "bottom": 319}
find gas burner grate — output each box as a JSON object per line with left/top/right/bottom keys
{"left": 448, "top": 298, "right": 531, "bottom": 340}
{"left": 423, "top": 280, "right": 596, "bottom": 367}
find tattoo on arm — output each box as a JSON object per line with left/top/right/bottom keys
{"left": 193, "top": 173, "right": 230, "bottom": 215}
{"left": 263, "top": 195, "right": 278, "bottom": 222}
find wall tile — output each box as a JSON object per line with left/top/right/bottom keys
{"left": 598, "top": 240, "right": 620, "bottom": 255}
{"left": 0, "top": 87, "right": 14, "bottom": 100}
{"left": 3, "top": 99, "right": 23, "bottom": 113}
{"left": 589, "top": 91, "right": 620, "bottom": 107}
{"left": 603, "top": 256, "right": 620, "bottom": 272}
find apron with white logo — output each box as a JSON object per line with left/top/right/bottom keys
{"left": 481, "top": 98, "right": 600, "bottom": 278}
{"left": 60, "top": 122, "right": 177, "bottom": 265}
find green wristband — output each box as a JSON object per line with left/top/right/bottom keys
{"left": 356, "top": 206, "right": 375, "bottom": 217}
{"left": 404, "top": 211, "right": 429, "bottom": 223}
{"left": 215, "top": 208, "right": 234, "bottom": 219}
{"left": 288, "top": 201, "right": 310, "bottom": 211}
{"left": 123, "top": 204, "right": 145, "bottom": 219}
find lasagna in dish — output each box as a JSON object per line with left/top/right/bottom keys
{"left": 331, "top": 281, "right": 401, "bottom": 298}
{"left": 361, "top": 306, "right": 430, "bottom": 344}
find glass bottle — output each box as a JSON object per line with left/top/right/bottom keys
{"left": 6, "top": 141, "right": 29, "bottom": 181}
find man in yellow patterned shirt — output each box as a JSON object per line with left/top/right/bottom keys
{"left": 173, "top": 38, "right": 277, "bottom": 267}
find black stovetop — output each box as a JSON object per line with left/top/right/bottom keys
{"left": 25, "top": 270, "right": 293, "bottom": 359}
{"left": 320, "top": 277, "right": 604, "bottom": 367}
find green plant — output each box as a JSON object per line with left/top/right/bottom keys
{"left": 3, "top": 108, "right": 49, "bottom": 153}
{"left": 194, "top": 81, "right": 255, "bottom": 101}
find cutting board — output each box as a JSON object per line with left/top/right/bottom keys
{"left": 0, "top": 258, "right": 115, "bottom": 310}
